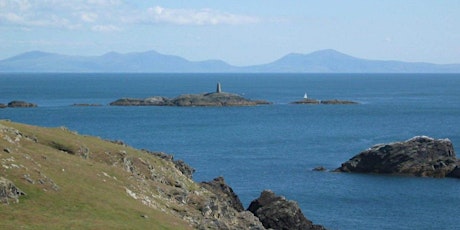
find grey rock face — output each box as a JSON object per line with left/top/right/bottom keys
{"left": 193, "top": 177, "right": 265, "bottom": 230}
{"left": 247, "top": 190, "right": 326, "bottom": 230}
{"left": 336, "top": 136, "right": 457, "bottom": 177}
{"left": 200, "top": 177, "right": 245, "bottom": 212}
{"left": 0, "top": 177, "right": 26, "bottom": 204}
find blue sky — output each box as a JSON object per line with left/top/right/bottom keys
{"left": 1, "top": 0, "right": 459, "bottom": 66}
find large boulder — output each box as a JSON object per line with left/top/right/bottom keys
{"left": 335, "top": 136, "right": 457, "bottom": 177}
{"left": 0, "top": 103, "right": 6, "bottom": 108}
{"left": 247, "top": 190, "right": 326, "bottom": 230}
{"left": 7, "top": 101, "right": 37, "bottom": 108}
{"left": 0, "top": 177, "right": 26, "bottom": 204}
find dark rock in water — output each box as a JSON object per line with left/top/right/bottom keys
{"left": 335, "top": 136, "right": 457, "bottom": 178}
{"left": 248, "top": 190, "right": 326, "bottom": 230}
{"left": 0, "top": 103, "right": 6, "bottom": 108}
{"left": 320, "top": 99, "right": 358, "bottom": 105}
{"left": 72, "top": 103, "right": 102, "bottom": 107}
{"left": 291, "top": 98, "right": 358, "bottom": 105}
{"left": 313, "top": 166, "right": 327, "bottom": 172}
{"left": 109, "top": 97, "right": 170, "bottom": 106}
{"left": 0, "top": 177, "right": 26, "bottom": 204}
{"left": 447, "top": 164, "right": 460, "bottom": 178}
{"left": 200, "top": 177, "right": 245, "bottom": 212}
{"left": 291, "top": 98, "right": 321, "bottom": 104}
{"left": 7, "top": 101, "right": 37, "bottom": 108}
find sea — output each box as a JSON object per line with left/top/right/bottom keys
{"left": 1, "top": 73, "right": 459, "bottom": 229}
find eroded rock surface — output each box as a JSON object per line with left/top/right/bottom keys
{"left": 335, "top": 136, "right": 457, "bottom": 177}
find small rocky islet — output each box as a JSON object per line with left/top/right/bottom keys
{"left": 290, "top": 98, "right": 358, "bottom": 105}
{"left": 1, "top": 83, "right": 358, "bottom": 107}
{"left": 0, "top": 101, "right": 37, "bottom": 108}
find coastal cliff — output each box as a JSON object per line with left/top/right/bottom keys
{"left": 0, "top": 120, "right": 323, "bottom": 229}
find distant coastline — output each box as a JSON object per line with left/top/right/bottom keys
{"left": 1, "top": 49, "right": 459, "bottom": 73}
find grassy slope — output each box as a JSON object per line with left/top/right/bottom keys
{"left": 0, "top": 120, "right": 192, "bottom": 229}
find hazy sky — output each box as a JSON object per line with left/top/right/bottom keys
{"left": 1, "top": 0, "right": 459, "bottom": 66}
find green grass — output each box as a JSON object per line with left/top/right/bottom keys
{"left": 0, "top": 120, "right": 192, "bottom": 230}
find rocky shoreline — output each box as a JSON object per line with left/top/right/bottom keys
{"left": 0, "top": 120, "right": 326, "bottom": 229}
{"left": 110, "top": 92, "right": 271, "bottom": 107}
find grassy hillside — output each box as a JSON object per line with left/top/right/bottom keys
{"left": 0, "top": 120, "right": 198, "bottom": 229}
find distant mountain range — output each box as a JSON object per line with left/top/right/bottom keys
{"left": 1, "top": 49, "right": 459, "bottom": 73}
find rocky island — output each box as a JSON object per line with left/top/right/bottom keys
{"left": 0, "top": 101, "right": 37, "bottom": 108}
{"left": 335, "top": 136, "right": 460, "bottom": 178}
{"left": 0, "top": 120, "right": 324, "bottom": 229}
{"left": 110, "top": 83, "right": 271, "bottom": 107}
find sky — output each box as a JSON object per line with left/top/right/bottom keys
{"left": 1, "top": 0, "right": 460, "bottom": 66}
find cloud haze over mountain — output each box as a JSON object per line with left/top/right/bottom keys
{"left": 1, "top": 49, "right": 459, "bottom": 73}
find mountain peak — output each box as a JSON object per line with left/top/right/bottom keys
{"left": 306, "top": 49, "right": 356, "bottom": 59}
{"left": 4, "top": 50, "right": 57, "bottom": 61}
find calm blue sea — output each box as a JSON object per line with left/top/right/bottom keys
{"left": 1, "top": 73, "right": 460, "bottom": 229}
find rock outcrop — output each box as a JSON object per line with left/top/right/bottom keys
{"left": 195, "top": 177, "right": 266, "bottom": 230}
{"left": 7, "top": 101, "right": 37, "bottom": 108}
{"left": 291, "top": 99, "right": 358, "bottom": 105}
{"left": 248, "top": 190, "right": 326, "bottom": 230}
{"left": 335, "top": 136, "right": 458, "bottom": 178}
{"left": 0, "top": 177, "right": 26, "bottom": 204}
{"left": 200, "top": 177, "right": 245, "bottom": 212}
